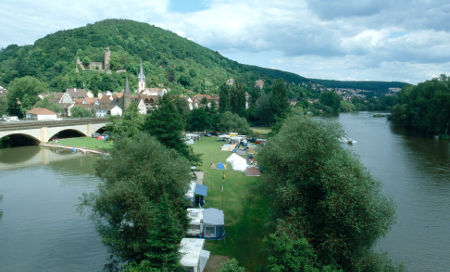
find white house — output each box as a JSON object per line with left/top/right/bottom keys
{"left": 110, "top": 105, "right": 122, "bottom": 116}
{"left": 26, "top": 108, "right": 57, "bottom": 120}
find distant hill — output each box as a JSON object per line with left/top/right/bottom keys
{"left": 0, "top": 19, "right": 408, "bottom": 94}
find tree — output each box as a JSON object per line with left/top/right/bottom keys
{"left": 7, "top": 76, "right": 48, "bottom": 117}
{"left": 391, "top": 75, "right": 450, "bottom": 135}
{"left": 143, "top": 193, "right": 184, "bottom": 271}
{"left": 33, "top": 96, "right": 64, "bottom": 115}
{"left": 265, "top": 223, "right": 340, "bottom": 272}
{"left": 144, "top": 96, "right": 199, "bottom": 164}
{"left": 219, "top": 83, "right": 231, "bottom": 112}
{"left": 319, "top": 91, "right": 341, "bottom": 114}
{"left": 81, "top": 133, "right": 190, "bottom": 264}
{"left": 218, "top": 259, "right": 246, "bottom": 272}
{"left": 230, "top": 84, "right": 246, "bottom": 116}
{"left": 70, "top": 105, "right": 93, "bottom": 117}
{"left": 217, "top": 111, "right": 250, "bottom": 134}
{"left": 109, "top": 102, "right": 144, "bottom": 139}
{"left": 259, "top": 115, "right": 396, "bottom": 270}
{"left": 270, "top": 79, "right": 289, "bottom": 118}
{"left": 252, "top": 92, "right": 274, "bottom": 125}
{"left": 0, "top": 97, "right": 8, "bottom": 116}
{"left": 186, "top": 108, "right": 210, "bottom": 131}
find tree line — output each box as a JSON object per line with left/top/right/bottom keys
{"left": 390, "top": 74, "right": 449, "bottom": 136}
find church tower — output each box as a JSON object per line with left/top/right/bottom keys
{"left": 124, "top": 75, "right": 131, "bottom": 110}
{"left": 138, "top": 62, "right": 146, "bottom": 93}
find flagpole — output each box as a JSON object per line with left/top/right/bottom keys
{"left": 222, "top": 170, "right": 224, "bottom": 210}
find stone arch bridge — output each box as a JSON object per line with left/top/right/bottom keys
{"left": 0, "top": 118, "right": 108, "bottom": 143}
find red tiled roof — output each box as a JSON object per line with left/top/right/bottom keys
{"left": 26, "top": 107, "right": 56, "bottom": 115}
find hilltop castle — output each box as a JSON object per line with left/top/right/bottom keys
{"left": 76, "top": 47, "right": 125, "bottom": 74}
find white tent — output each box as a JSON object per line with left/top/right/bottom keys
{"left": 226, "top": 153, "right": 248, "bottom": 172}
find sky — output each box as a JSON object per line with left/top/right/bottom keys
{"left": 1, "top": 0, "right": 450, "bottom": 84}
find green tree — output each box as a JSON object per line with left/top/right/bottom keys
{"left": 319, "top": 91, "right": 341, "bottom": 114}
{"left": 186, "top": 108, "right": 210, "bottom": 131}
{"left": 265, "top": 223, "right": 340, "bottom": 272}
{"left": 0, "top": 97, "right": 8, "bottom": 116}
{"left": 259, "top": 115, "right": 396, "bottom": 270}
{"left": 391, "top": 75, "right": 450, "bottom": 135}
{"left": 7, "top": 76, "right": 48, "bottom": 117}
{"left": 219, "top": 83, "right": 231, "bottom": 113}
{"left": 217, "top": 111, "right": 250, "bottom": 134}
{"left": 33, "top": 97, "right": 64, "bottom": 115}
{"left": 230, "top": 84, "right": 246, "bottom": 116}
{"left": 109, "top": 102, "right": 144, "bottom": 139}
{"left": 270, "top": 79, "right": 289, "bottom": 118}
{"left": 252, "top": 92, "right": 274, "bottom": 125}
{"left": 144, "top": 96, "right": 199, "bottom": 164}
{"left": 218, "top": 258, "right": 246, "bottom": 272}
{"left": 70, "top": 105, "right": 93, "bottom": 117}
{"left": 143, "top": 193, "right": 184, "bottom": 271}
{"left": 81, "top": 133, "right": 190, "bottom": 264}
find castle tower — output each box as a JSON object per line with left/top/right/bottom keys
{"left": 138, "top": 62, "right": 146, "bottom": 93}
{"left": 104, "top": 47, "right": 111, "bottom": 71}
{"left": 124, "top": 75, "right": 131, "bottom": 110}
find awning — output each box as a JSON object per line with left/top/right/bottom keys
{"left": 194, "top": 184, "right": 208, "bottom": 196}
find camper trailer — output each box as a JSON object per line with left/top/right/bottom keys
{"left": 186, "top": 208, "right": 226, "bottom": 240}
{"left": 180, "top": 238, "right": 210, "bottom": 272}
{"left": 187, "top": 208, "right": 203, "bottom": 236}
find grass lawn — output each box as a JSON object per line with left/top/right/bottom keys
{"left": 192, "top": 137, "right": 269, "bottom": 271}
{"left": 57, "top": 137, "right": 114, "bottom": 151}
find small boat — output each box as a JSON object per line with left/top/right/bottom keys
{"left": 339, "top": 137, "right": 357, "bottom": 145}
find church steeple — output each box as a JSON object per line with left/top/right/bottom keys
{"left": 124, "top": 75, "right": 131, "bottom": 110}
{"left": 125, "top": 75, "right": 130, "bottom": 93}
{"left": 138, "top": 62, "right": 146, "bottom": 93}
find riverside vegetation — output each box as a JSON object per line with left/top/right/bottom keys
{"left": 75, "top": 92, "right": 403, "bottom": 271}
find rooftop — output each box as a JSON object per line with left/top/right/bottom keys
{"left": 26, "top": 107, "right": 57, "bottom": 115}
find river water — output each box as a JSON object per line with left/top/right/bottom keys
{"left": 0, "top": 112, "right": 449, "bottom": 271}
{"left": 335, "top": 112, "right": 450, "bottom": 272}
{"left": 0, "top": 147, "right": 108, "bottom": 272}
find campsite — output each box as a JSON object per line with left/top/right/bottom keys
{"left": 191, "top": 136, "right": 268, "bottom": 271}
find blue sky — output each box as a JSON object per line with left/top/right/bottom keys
{"left": 1, "top": 0, "right": 450, "bottom": 84}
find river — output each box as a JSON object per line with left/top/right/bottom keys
{"left": 0, "top": 147, "right": 108, "bottom": 272}
{"left": 0, "top": 112, "right": 449, "bottom": 271}
{"left": 336, "top": 112, "right": 450, "bottom": 272}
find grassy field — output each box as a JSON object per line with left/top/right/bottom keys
{"left": 192, "top": 137, "right": 269, "bottom": 271}
{"left": 57, "top": 137, "right": 114, "bottom": 151}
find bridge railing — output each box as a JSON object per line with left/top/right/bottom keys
{"left": 0, "top": 118, "right": 109, "bottom": 131}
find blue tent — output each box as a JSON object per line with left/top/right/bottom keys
{"left": 193, "top": 184, "right": 208, "bottom": 206}
{"left": 194, "top": 184, "right": 208, "bottom": 197}
{"left": 216, "top": 163, "right": 226, "bottom": 170}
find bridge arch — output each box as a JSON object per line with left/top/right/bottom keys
{"left": 48, "top": 128, "right": 87, "bottom": 141}
{"left": 0, "top": 133, "right": 41, "bottom": 147}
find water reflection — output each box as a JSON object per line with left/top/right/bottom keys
{"left": 0, "top": 147, "right": 107, "bottom": 272}
{"left": 0, "top": 146, "right": 89, "bottom": 171}
{"left": 0, "top": 146, "right": 41, "bottom": 164}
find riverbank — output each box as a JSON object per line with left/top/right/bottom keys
{"left": 192, "top": 137, "right": 269, "bottom": 271}
{"left": 41, "top": 137, "right": 113, "bottom": 154}
{"left": 39, "top": 143, "right": 106, "bottom": 155}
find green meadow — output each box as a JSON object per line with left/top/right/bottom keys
{"left": 192, "top": 137, "right": 269, "bottom": 271}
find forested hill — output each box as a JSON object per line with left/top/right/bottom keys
{"left": 0, "top": 19, "right": 407, "bottom": 93}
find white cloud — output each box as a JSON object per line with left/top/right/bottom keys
{"left": 0, "top": 0, "right": 449, "bottom": 83}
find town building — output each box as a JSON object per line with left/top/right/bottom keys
{"left": 26, "top": 108, "right": 57, "bottom": 120}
